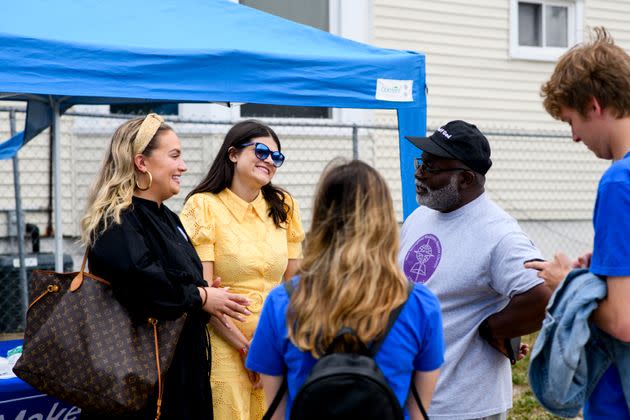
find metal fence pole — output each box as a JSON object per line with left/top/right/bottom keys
{"left": 352, "top": 124, "right": 358, "bottom": 160}
{"left": 51, "top": 101, "right": 64, "bottom": 272}
{"left": 10, "top": 110, "right": 29, "bottom": 325}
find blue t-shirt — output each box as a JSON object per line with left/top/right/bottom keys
{"left": 246, "top": 278, "right": 445, "bottom": 419}
{"left": 586, "top": 151, "right": 630, "bottom": 419}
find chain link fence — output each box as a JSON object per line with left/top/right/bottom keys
{"left": 0, "top": 107, "right": 607, "bottom": 333}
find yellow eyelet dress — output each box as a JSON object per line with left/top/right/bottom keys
{"left": 181, "top": 188, "right": 304, "bottom": 420}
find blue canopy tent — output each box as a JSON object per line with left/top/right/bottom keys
{"left": 0, "top": 0, "right": 426, "bottom": 272}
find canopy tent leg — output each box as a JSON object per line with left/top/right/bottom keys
{"left": 51, "top": 101, "right": 64, "bottom": 272}
{"left": 397, "top": 108, "right": 425, "bottom": 219}
{"left": 11, "top": 110, "right": 29, "bottom": 325}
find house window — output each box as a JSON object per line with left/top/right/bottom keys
{"left": 239, "top": 0, "right": 332, "bottom": 119}
{"left": 510, "top": 0, "right": 583, "bottom": 61}
{"left": 110, "top": 103, "right": 178, "bottom": 116}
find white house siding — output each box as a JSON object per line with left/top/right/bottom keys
{"left": 374, "top": 0, "right": 569, "bottom": 129}
{"left": 587, "top": 1, "right": 630, "bottom": 46}
{"left": 370, "top": 0, "right": 630, "bottom": 257}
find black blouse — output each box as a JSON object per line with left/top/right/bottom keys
{"left": 88, "top": 196, "right": 212, "bottom": 420}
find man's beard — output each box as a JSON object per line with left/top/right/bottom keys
{"left": 416, "top": 176, "right": 460, "bottom": 212}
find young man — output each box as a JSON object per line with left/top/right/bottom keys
{"left": 400, "top": 120, "right": 551, "bottom": 419}
{"left": 528, "top": 27, "right": 630, "bottom": 418}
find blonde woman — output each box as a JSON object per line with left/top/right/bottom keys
{"left": 246, "top": 160, "right": 444, "bottom": 420}
{"left": 81, "top": 114, "right": 250, "bottom": 419}
{"left": 180, "top": 120, "right": 304, "bottom": 419}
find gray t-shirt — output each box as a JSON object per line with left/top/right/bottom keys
{"left": 399, "top": 193, "right": 543, "bottom": 419}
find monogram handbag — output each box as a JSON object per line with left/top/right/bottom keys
{"left": 13, "top": 251, "right": 186, "bottom": 418}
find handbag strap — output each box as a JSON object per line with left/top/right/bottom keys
{"left": 69, "top": 249, "right": 89, "bottom": 292}
{"left": 80, "top": 248, "right": 89, "bottom": 272}
{"left": 29, "top": 249, "right": 92, "bottom": 310}
{"left": 70, "top": 249, "right": 109, "bottom": 291}
{"left": 149, "top": 318, "right": 164, "bottom": 420}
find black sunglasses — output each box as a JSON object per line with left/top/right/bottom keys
{"left": 238, "top": 142, "right": 285, "bottom": 168}
{"left": 414, "top": 157, "right": 470, "bottom": 176}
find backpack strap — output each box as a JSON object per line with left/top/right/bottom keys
{"left": 284, "top": 279, "right": 294, "bottom": 297}
{"left": 262, "top": 281, "right": 294, "bottom": 420}
{"left": 369, "top": 283, "right": 413, "bottom": 357}
{"left": 262, "top": 377, "right": 287, "bottom": 420}
{"left": 411, "top": 381, "right": 429, "bottom": 420}
{"left": 369, "top": 283, "right": 429, "bottom": 419}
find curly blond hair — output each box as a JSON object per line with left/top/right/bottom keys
{"left": 542, "top": 27, "right": 630, "bottom": 119}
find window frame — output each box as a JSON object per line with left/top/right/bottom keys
{"left": 109, "top": 102, "right": 179, "bottom": 116}
{"left": 509, "top": 0, "right": 583, "bottom": 61}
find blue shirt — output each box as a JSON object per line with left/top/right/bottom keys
{"left": 586, "top": 150, "right": 630, "bottom": 419}
{"left": 246, "top": 278, "right": 445, "bottom": 419}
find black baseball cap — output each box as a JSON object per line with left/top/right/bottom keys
{"left": 405, "top": 120, "right": 492, "bottom": 175}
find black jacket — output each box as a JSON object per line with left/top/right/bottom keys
{"left": 87, "top": 196, "right": 212, "bottom": 420}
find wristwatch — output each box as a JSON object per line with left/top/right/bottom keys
{"left": 478, "top": 318, "right": 493, "bottom": 341}
{"left": 479, "top": 318, "right": 520, "bottom": 365}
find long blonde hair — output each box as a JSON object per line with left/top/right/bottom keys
{"left": 287, "top": 160, "right": 410, "bottom": 357}
{"left": 80, "top": 116, "right": 173, "bottom": 246}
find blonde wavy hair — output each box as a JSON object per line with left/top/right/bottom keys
{"left": 80, "top": 116, "right": 173, "bottom": 247}
{"left": 287, "top": 160, "right": 410, "bottom": 357}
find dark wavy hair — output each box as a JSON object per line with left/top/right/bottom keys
{"left": 186, "top": 119, "right": 289, "bottom": 227}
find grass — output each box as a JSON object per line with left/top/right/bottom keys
{"left": 509, "top": 334, "right": 580, "bottom": 420}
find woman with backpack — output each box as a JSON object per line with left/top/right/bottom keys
{"left": 246, "top": 160, "right": 444, "bottom": 420}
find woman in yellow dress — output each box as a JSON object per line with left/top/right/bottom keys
{"left": 180, "top": 120, "right": 304, "bottom": 420}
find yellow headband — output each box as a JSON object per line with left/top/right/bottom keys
{"left": 134, "top": 113, "right": 165, "bottom": 155}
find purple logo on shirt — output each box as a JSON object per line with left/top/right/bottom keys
{"left": 403, "top": 234, "right": 442, "bottom": 284}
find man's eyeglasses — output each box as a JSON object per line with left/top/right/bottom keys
{"left": 238, "top": 142, "right": 285, "bottom": 168}
{"left": 414, "top": 157, "right": 470, "bottom": 176}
